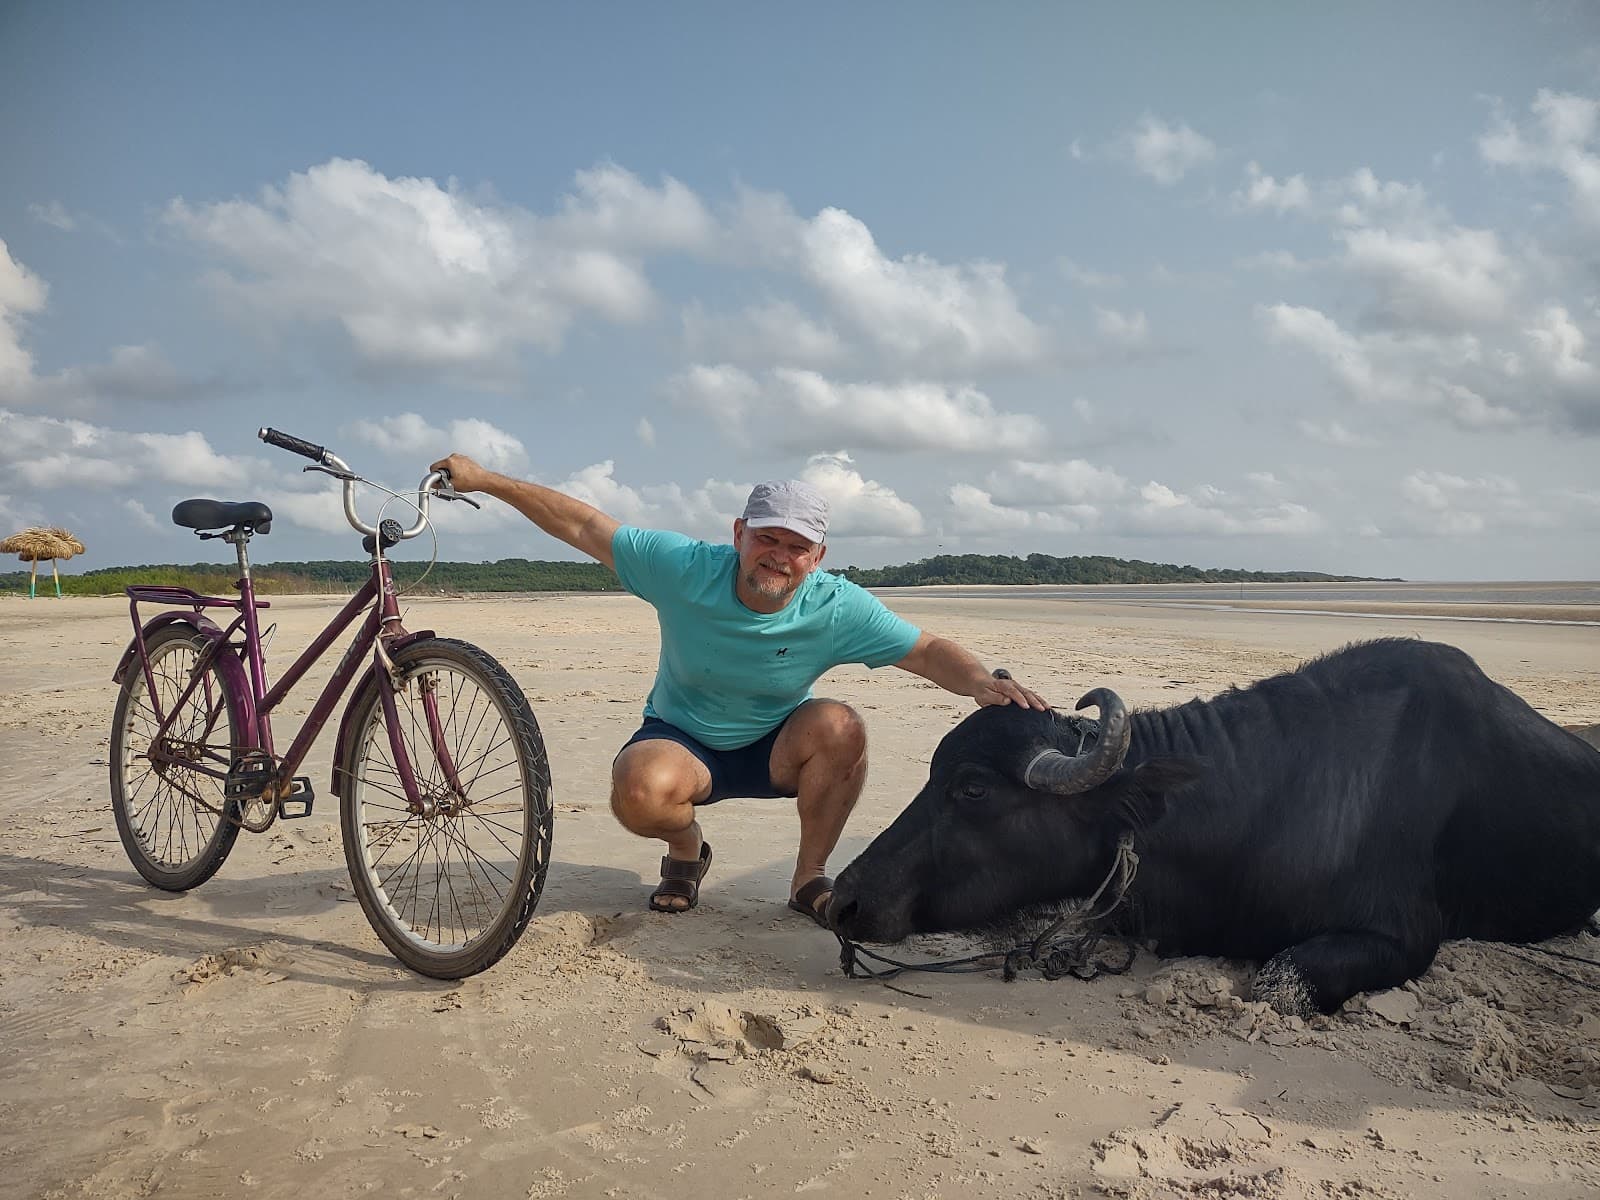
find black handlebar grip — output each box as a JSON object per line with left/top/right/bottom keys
{"left": 258, "top": 427, "right": 327, "bottom": 462}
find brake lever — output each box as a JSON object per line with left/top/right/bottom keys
{"left": 303, "top": 463, "right": 358, "bottom": 482}
{"left": 431, "top": 469, "right": 482, "bottom": 509}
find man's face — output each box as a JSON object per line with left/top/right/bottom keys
{"left": 734, "top": 519, "right": 826, "bottom": 604}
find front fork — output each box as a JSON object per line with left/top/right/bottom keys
{"left": 376, "top": 644, "right": 468, "bottom": 818}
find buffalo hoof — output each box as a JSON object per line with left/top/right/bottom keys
{"left": 1251, "top": 955, "right": 1318, "bottom": 1020}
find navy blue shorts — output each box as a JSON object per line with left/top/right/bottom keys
{"left": 618, "top": 715, "right": 797, "bottom": 805}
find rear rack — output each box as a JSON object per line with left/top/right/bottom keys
{"left": 124, "top": 585, "right": 270, "bottom": 611}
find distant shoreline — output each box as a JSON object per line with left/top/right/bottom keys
{"left": 11, "top": 580, "right": 1598, "bottom": 626}
{"left": 877, "top": 580, "right": 1600, "bottom": 625}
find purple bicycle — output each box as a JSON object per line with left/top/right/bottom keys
{"left": 109, "top": 427, "right": 552, "bottom": 978}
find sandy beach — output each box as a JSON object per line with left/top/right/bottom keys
{"left": 2, "top": 589, "right": 1598, "bottom": 1200}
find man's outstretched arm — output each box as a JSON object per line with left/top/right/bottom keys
{"left": 430, "top": 453, "right": 621, "bottom": 570}
{"left": 893, "top": 632, "right": 1049, "bottom": 710}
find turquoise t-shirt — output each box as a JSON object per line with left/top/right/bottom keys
{"left": 611, "top": 526, "right": 922, "bottom": 750}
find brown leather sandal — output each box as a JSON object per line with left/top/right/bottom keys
{"left": 648, "top": 841, "right": 712, "bottom": 913}
{"left": 787, "top": 875, "right": 834, "bottom": 928}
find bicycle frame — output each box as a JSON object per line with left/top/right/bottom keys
{"left": 118, "top": 552, "right": 454, "bottom": 815}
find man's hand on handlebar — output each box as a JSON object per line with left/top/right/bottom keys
{"left": 429, "top": 453, "right": 492, "bottom": 495}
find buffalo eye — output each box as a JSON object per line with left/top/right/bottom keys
{"left": 959, "top": 780, "right": 987, "bottom": 800}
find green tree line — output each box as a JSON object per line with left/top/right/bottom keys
{"left": 835, "top": 553, "right": 1382, "bottom": 587}
{"left": 1, "top": 552, "right": 1383, "bottom": 597}
{"left": 0, "top": 558, "right": 623, "bottom": 596}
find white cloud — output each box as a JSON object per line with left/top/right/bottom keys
{"left": 1260, "top": 301, "right": 1587, "bottom": 431}
{"left": 670, "top": 365, "right": 1050, "bottom": 455}
{"left": 0, "top": 491, "right": 43, "bottom": 533}
{"left": 1125, "top": 481, "right": 1323, "bottom": 537}
{"left": 979, "top": 459, "right": 1129, "bottom": 508}
{"left": 1242, "top": 127, "right": 1598, "bottom": 436}
{"left": 0, "top": 243, "right": 212, "bottom": 411}
{"left": 36, "top": 345, "right": 212, "bottom": 411}
{"left": 946, "top": 483, "right": 1089, "bottom": 535}
{"left": 1298, "top": 419, "right": 1377, "bottom": 448}
{"left": 1060, "top": 258, "right": 1124, "bottom": 288}
{"left": 1126, "top": 116, "right": 1217, "bottom": 186}
{"left": 799, "top": 452, "right": 925, "bottom": 538}
{"left": 535, "top": 455, "right": 920, "bottom": 544}
{"left": 165, "top": 161, "right": 1055, "bottom": 382}
{"left": 1237, "top": 162, "right": 1312, "bottom": 213}
{"left": 1232, "top": 162, "right": 1438, "bottom": 229}
{"left": 28, "top": 201, "right": 76, "bottom": 232}
{"left": 681, "top": 299, "right": 847, "bottom": 368}
{"left": 636, "top": 417, "right": 656, "bottom": 446}
{"left": 1334, "top": 167, "right": 1436, "bottom": 228}
{"left": 693, "top": 196, "right": 1054, "bottom": 372}
{"left": 794, "top": 207, "right": 1045, "bottom": 369}
{"left": 666, "top": 363, "right": 762, "bottom": 428}
{"left": 550, "top": 163, "right": 715, "bottom": 251}
{"left": 1480, "top": 89, "right": 1600, "bottom": 225}
{"left": 0, "top": 407, "right": 399, "bottom": 544}
{"left": 1093, "top": 307, "right": 1150, "bottom": 347}
{"left": 261, "top": 481, "right": 371, "bottom": 537}
{"left": 1339, "top": 226, "right": 1517, "bottom": 328}
{"left": 1525, "top": 304, "right": 1595, "bottom": 384}
{"left": 948, "top": 462, "right": 1319, "bottom": 539}
{"left": 123, "top": 498, "right": 163, "bottom": 532}
{"left": 0, "top": 239, "right": 47, "bottom": 387}
{"left": 0, "top": 409, "right": 262, "bottom": 490}
{"left": 1396, "top": 470, "right": 1530, "bottom": 536}
{"left": 542, "top": 460, "right": 743, "bottom": 542}
{"left": 165, "top": 158, "right": 663, "bottom": 378}
{"left": 348, "top": 412, "right": 528, "bottom": 473}
{"left": 1260, "top": 304, "right": 1382, "bottom": 398}
{"left": 0, "top": 409, "right": 475, "bottom": 546}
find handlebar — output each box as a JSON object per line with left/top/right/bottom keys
{"left": 257, "top": 427, "right": 457, "bottom": 543}
{"left": 258, "top": 427, "right": 328, "bottom": 464}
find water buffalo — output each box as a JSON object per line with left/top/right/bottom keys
{"left": 830, "top": 638, "right": 1600, "bottom": 1016}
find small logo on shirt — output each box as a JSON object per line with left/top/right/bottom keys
{"left": 775, "top": 647, "right": 789, "bottom": 657}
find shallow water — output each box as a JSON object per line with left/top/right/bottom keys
{"left": 925, "top": 581, "right": 1600, "bottom": 607}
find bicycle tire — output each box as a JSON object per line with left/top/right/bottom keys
{"left": 109, "top": 624, "right": 243, "bottom": 890}
{"left": 339, "top": 637, "right": 552, "bottom": 978}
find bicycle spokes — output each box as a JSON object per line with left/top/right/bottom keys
{"left": 350, "top": 659, "right": 533, "bottom": 950}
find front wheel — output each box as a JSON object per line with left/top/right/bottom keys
{"left": 339, "top": 637, "right": 552, "bottom": 978}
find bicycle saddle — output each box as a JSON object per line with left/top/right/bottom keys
{"left": 171, "top": 499, "right": 274, "bottom": 534}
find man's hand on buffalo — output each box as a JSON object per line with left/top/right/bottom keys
{"left": 894, "top": 633, "right": 1050, "bottom": 711}
{"left": 975, "top": 669, "right": 1048, "bottom": 711}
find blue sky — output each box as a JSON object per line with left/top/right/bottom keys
{"left": 2, "top": 2, "right": 1598, "bottom": 580}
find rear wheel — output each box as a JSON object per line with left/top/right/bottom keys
{"left": 110, "top": 624, "right": 242, "bottom": 890}
{"left": 339, "top": 637, "right": 552, "bottom": 978}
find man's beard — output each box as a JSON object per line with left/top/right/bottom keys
{"left": 744, "top": 561, "right": 797, "bottom": 600}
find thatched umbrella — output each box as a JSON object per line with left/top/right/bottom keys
{"left": 0, "top": 527, "right": 85, "bottom": 598}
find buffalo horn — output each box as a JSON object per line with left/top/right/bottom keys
{"left": 1022, "top": 687, "right": 1131, "bottom": 795}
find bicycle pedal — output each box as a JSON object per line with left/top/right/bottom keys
{"left": 278, "top": 777, "right": 315, "bottom": 820}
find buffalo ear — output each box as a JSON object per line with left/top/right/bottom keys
{"left": 1116, "top": 756, "right": 1203, "bottom": 830}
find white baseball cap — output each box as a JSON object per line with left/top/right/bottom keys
{"left": 741, "top": 479, "right": 829, "bottom": 543}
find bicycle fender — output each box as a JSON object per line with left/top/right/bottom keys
{"left": 329, "top": 630, "right": 435, "bottom": 798}
{"left": 114, "top": 614, "right": 260, "bottom": 751}
{"left": 113, "top": 611, "right": 224, "bottom": 684}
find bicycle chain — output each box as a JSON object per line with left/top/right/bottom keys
{"left": 155, "top": 750, "right": 279, "bottom": 833}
